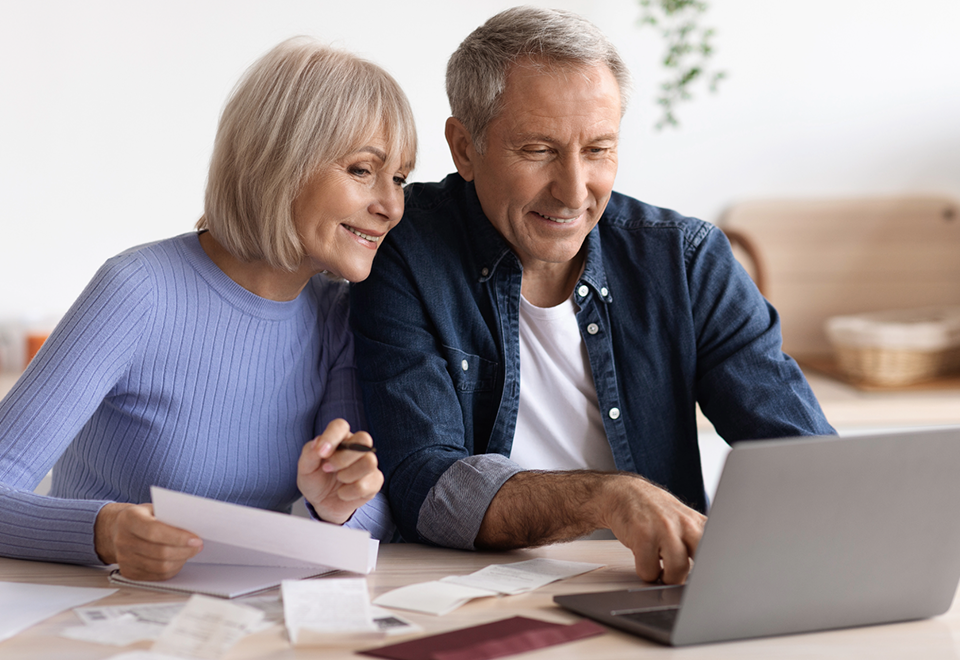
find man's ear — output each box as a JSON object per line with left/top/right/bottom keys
{"left": 445, "top": 117, "right": 477, "bottom": 182}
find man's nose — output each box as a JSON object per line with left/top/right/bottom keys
{"left": 551, "top": 156, "right": 588, "bottom": 211}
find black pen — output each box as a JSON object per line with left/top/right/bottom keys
{"left": 335, "top": 443, "right": 377, "bottom": 453}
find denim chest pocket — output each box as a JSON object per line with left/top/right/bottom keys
{"left": 444, "top": 346, "right": 498, "bottom": 392}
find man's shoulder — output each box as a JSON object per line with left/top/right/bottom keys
{"left": 386, "top": 174, "right": 493, "bottom": 262}
{"left": 602, "top": 191, "right": 714, "bottom": 248}
{"left": 401, "top": 174, "right": 473, "bottom": 223}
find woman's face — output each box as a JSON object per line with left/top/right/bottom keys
{"left": 292, "top": 135, "right": 408, "bottom": 282}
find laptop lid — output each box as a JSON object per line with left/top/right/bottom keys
{"left": 558, "top": 428, "right": 960, "bottom": 646}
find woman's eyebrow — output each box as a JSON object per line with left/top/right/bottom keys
{"left": 356, "top": 146, "right": 387, "bottom": 161}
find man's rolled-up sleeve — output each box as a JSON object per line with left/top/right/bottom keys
{"left": 417, "top": 454, "right": 522, "bottom": 549}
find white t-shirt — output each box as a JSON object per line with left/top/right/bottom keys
{"left": 509, "top": 294, "right": 617, "bottom": 472}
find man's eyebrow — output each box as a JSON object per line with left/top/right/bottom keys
{"left": 512, "top": 132, "right": 620, "bottom": 145}
{"left": 589, "top": 132, "right": 620, "bottom": 144}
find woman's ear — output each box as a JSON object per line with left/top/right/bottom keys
{"left": 444, "top": 117, "right": 477, "bottom": 182}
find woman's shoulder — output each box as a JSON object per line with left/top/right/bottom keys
{"left": 304, "top": 274, "right": 350, "bottom": 321}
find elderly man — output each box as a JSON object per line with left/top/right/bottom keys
{"left": 351, "top": 6, "right": 833, "bottom": 584}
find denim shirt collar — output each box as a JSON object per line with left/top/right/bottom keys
{"left": 462, "top": 181, "right": 518, "bottom": 283}
{"left": 462, "top": 179, "right": 612, "bottom": 304}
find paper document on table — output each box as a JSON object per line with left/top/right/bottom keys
{"left": 150, "top": 486, "right": 378, "bottom": 574}
{"left": 0, "top": 582, "right": 116, "bottom": 643}
{"left": 151, "top": 594, "right": 263, "bottom": 659}
{"left": 282, "top": 577, "right": 380, "bottom": 646}
{"left": 60, "top": 618, "right": 165, "bottom": 647}
{"left": 108, "top": 563, "right": 329, "bottom": 599}
{"left": 441, "top": 558, "right": 603, "bottom": 595}
{"left": 375, "top": 558, "right": 604, "bottom": 615}
{"left": 373, "top": 581, "right": 499, "bottom": 616}
{"left": 65, "top": 594, "right": 282, "bottom": 647}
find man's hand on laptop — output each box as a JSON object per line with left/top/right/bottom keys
{"left": 475, "top": 470, "right": 705, "bottom": 584}
{"left": 599, "top": 475, "right": 706, "bottom": 585}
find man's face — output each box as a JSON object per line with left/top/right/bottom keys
{"left": 465, "top": 62, "right": 621, "bottom": 274}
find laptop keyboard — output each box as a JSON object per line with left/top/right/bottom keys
{"left": 616, "top": 607, "right": 679, "bottom": 633}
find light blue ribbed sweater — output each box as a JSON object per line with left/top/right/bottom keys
{"left": 0, "top": 232, "right": 393, "bottom": 566}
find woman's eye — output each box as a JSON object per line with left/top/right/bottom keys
{"left": 393, "top": 175, "right": 407, "bottom": 186}
{"left": 349, "top": 166, "right": 371, "bottom": 177}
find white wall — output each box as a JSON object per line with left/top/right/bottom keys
{"left": 2, "top": 0, "right": 958, "bottom": 323}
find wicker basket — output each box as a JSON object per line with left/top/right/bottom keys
{"left": 825, "top": 306, "right": 960, "bottom": 387}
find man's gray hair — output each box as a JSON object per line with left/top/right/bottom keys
{"left": 446, "top": 6, "right": 632, "bottom": 153}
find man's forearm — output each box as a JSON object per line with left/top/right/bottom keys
{"left": 475, "top": 470, "right": 618, "bottom": 550}
{"left": 474, "top": 469, "right": 707, "bottom": 584}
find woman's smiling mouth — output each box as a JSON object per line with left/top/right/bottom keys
{"left": 344, "top": 224, "right": 383, "bottom": 244}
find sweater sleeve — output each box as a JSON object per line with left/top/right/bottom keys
{"left": 0, "top": 253, "right": 152, "bottom": 564}
{"left": 311, "top": 279, "right": 395, "bottom": 541}
{"left": 314, "top": 281, "right": 366, "bottom": 435}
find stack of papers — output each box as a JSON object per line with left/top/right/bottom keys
{"left": 108, "top": 487, "right": 380, "bottom": 598}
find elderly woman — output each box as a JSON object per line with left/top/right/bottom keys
{"left": 0, "top": 37, "right": 415, "bottom": 580}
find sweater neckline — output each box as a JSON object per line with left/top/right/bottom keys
{"left": 177, "top": 232, "right": 310, "bottom": 321}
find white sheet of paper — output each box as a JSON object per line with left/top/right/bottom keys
{"left": 60, "top": 619, "right": 165, "bottom": 646}
{"left": 68, "top": 595, "right": 280, "bottom": 647}
{"left": 151, "top": 594, "right": 263, "bottom": 660}
{"left": 108, "top": 563, "right": 330, "bottom": 599}
{"left": 0, "top": 581, "right": 116, "bottom": 643}
{"left": 75, "top": 602, "right": 185, "bottom": 627}
{"left": 150, "top": 487, "right": 377, "bottom": 574}
{"left": 441, "top": 558, "right": 603, "bottom": 595}
{"left": 282, "top": 577, "right": 378, "bottom": 646}
{"left": 372, "top": 581, "right": 499, "bottom": 616}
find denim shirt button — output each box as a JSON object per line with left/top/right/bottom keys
{"left": 600, "top": 287, "right": 609, "bottom": 297}
{"left": 461, "top": 359, "right": 469, "bottom": 371}
{"left": 577, "top": 285, "right": 589, "bottom": 298}
{"left": 480, "top": 267, "right": 489, "bottom": 277}
{"left": 608, "top": 407, "right": 621, "bottom": 420}
{"left": 587, "top": 323, "right": 599, "bottom": 335}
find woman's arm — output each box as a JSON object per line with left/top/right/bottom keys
{"left": 0, "top": 253, "right": 152, "bottom": 564}
{"left": 301, "top": 280, "right": 393, "bottom": 538}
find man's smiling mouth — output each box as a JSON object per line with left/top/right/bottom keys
{"left": 533, "top": 211, "right": 577, "bottom": 224}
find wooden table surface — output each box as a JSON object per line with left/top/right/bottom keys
{"left": 3, "top": 540, "right": 960, "bottom": 659}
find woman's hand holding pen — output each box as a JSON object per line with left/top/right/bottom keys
{"left": 297, "top": 418, "right": 384, "bottom": 524}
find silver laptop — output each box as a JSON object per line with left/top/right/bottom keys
{"left": 554, "top": 428, "right": 960, "bottom": 646}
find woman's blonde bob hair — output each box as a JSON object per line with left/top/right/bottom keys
{"left": 199, "top": 37, "right": 417, "bottom": 271}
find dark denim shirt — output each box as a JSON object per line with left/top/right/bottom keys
{"left": 351, "top": 173, "right": 834, "bottom": 547}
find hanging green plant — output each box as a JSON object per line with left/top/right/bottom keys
{"left": 638, "top": 0, "right": 726, "bottom": 129}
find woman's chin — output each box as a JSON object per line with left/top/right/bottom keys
{"left": 322, "top": 262, "right": 374, "bottom": 283}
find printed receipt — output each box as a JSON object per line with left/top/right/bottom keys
{"left": 441, "top": 558, "right": 604, "bottom": 595}
{"left": 150, "top": 594, "right": 264, "bottom": 659}
{"left": 374, "top": 558, "right": 603, "bottom": 616}
{"left": 282, "top": 578, "right": 378, "bottom": 646}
